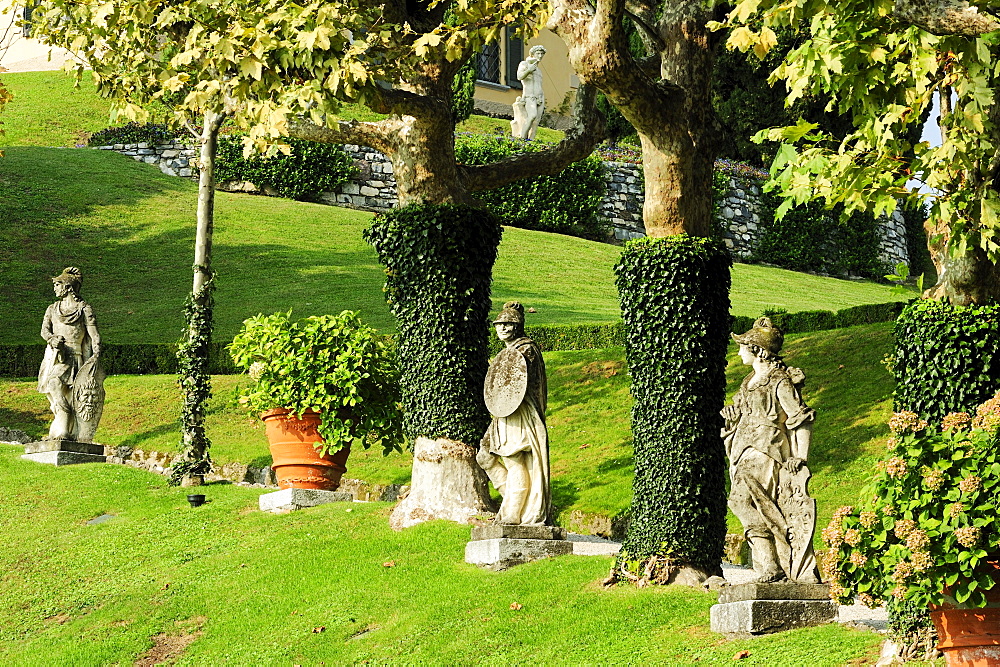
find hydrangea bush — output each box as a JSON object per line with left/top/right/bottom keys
{"left": 823, "top": 393, "right": 1000, "bottom": 608}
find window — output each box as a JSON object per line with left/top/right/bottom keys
{"left": 475, "top": 42, "right": 501, "bottom": 84}
{"left": 475, "top": 27, "right": 524, "bottom": 88}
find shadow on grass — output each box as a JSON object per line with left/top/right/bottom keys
{"left": 0, "top": 407, "right": 48, "bottom": 440}
{"left": 117, "top": 423, "right": 182, "bottom": 450}
{"left": 2, "top": 147, "right": 392, "bottom": 343}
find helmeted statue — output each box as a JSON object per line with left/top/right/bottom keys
{"left": 722, "top": 317, "right": 820, "bottom": 584}
{"left": 477, "top": 301, "right": 551, "bottom": 525}
{"left": 510, "top": 45, "right": 547, "bottom": 141}
{"left": 37, "top": 267, "right": 105, "bottom": 442}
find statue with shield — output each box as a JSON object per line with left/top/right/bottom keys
{"left": 477, "top": 301, "right": 552, "bottom": 526}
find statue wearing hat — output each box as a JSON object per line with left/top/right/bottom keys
{"left": 722, "top": 317, "right": 820, "bottom": 584}
{"left": 478, "top": 301, "right": 552, "bottom": 525}
{"left": 37, "top": 267, "right": 105, "bottom": 442}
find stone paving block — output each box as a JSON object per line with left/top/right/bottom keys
{"left": 465, "top": 538, "right": 574, "bottom": 571}
{"left": 259, "top": 488, "right": 353, "bottom": 513}
{"left": 710, "top": 599, "right": 838, "bottom": 634}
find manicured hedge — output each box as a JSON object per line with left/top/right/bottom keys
{"left": 894, "top": 299, "right": 1000, "bottom": 423}
{"left": 0, "top": 302, "right": 908, "bottom": 378}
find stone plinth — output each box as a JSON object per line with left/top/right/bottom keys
{"left": 21, "top": 440, "right": 107, "bottom": 466}
{"left": 711, "top": 582, "right": 837, "bottom": 635}
{"left": 465, "top": 524, "right": 573, "bottom": 571}
{"left": 259, "top": 488, "right": 353, "bottom": 513}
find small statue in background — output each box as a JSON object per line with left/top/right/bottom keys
{"left": 510, "top": 45, "right": 547, "bottom": 141}
{"left": 478, "top": 301, "right": 551, "bottom": 525}
{"left": 37, "top": 267, "right": 105, "bottom": 442}
{"left": 722, "top": 317, "right": 820, "bottom": 584}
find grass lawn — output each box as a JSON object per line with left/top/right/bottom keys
{"left": 0, "top": 71, "right": 116, "bottom": 148}
{"left": 0, "top": 322, "right": 897, "bottom": 547}
{"left": 0, "top": 449, "right": 882, "bottom": 664}
{"left": 1, "top": 146, "right": 911, "bottom": 344}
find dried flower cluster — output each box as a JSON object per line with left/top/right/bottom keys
{"left": 888, "top": 410, "right": 929, "bottom": 434}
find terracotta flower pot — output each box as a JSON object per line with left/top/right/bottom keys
{"left": 262, "top": 408, "right": 351, "bottom": 491}
{"left": 931, "top": 555, "right": 1000, "bottom": 666}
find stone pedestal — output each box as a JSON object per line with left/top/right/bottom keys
{"left": 21, "top": 440, "right": 106, "bottom": 466}
{"left": 259, "top": 488, "right": 353, "bottom": 513}
{"left": 465, "top": 524, "right": 573, "bottom": 571}
{"left": 710, "top": 582, "right": 837, "bottom": 635}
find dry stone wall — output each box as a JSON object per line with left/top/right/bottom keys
{"left": 96, "top": 142, "right": 908, "bottom": 268}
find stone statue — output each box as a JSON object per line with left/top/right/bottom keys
{"left": 477, "top": 301, "right": 551, "bottom": 525}
{"left": 721, "top": 317, "right": 820, "bottom": 584}
{"left": 510, "top": 45, "right": 547, "bottom": 141}
{"left": 37, "top": 267, "right": 105, "bottom": 442}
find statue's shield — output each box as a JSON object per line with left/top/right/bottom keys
{"left": 484, "top": 347, "right": 528, "bottom": 418}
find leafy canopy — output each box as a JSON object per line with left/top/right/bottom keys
{"left": 33, "top": 0, "right": 548, "bottom": 147}
{"left": 716, "top": 0, "right": 1000, "bottom": 260}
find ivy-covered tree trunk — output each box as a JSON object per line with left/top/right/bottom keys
{"left": 550, "top": 0, "right": 732, "bottom": 583}
{"left": 173, "top": 110, "right": 226, "bottom": 484}
{"left": 364, "top": 204, "right": 502, "bottom": 530}
{"left": 614, "top": 237, "right": 732, "bottom": 584}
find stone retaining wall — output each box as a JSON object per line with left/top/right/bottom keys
{"left": 96, "top": 142, "right": 909, "bottom": 268}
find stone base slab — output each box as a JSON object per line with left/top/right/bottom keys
{"left": 471, "top": 524, "right": 567, "bottom": 541}
{"left": 710, "top": 599, "right": 838, "bottom": 635}
{"left": 22, "top": 450, "right": 107, "bottom": 466}
{"left": 718, "top": 581, "right": 830, "bottom": 603}
{"left": 24, "top": 439, "right": 105, "bottom": 456}
{"left": 465, "top": 538, "right": 574, "bottom": 571}
{"left": 259, "top": 488, "right": 353, "bottom": 513}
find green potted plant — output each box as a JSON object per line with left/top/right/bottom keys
{"left": 229, "top": 310, "right": 404, "bottom": 490}
{"left": 822, "top": 392, "right": 1000, "bottom": 664}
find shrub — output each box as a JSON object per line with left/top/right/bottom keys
{"left": 894, "top": 299, "right": 1000, "bottom": 423}
{"left": 215, "top": 135, "right": 358, "bottom": 201}
{"left": 363, "top": 204, "right": 502, "bottom": 445}
{"left": 752, "top": 194, "right": 890, "bottom": 280}
{"left": 454, "top": 133, "right": 609, "bottom": 241}
{"left": 823, "top": 398, "right": 1000, "bottom": 608}
{"left": 88, "top": 122, "right": 176, "bottom": 147}
{"left": 228, "top": 310, "right": 404, "bottom": 456}
{"left": 614, "top": 235, "right": 732, "bottom": 578}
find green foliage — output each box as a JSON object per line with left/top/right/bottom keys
{"left": 721, "top": 0, "right": 1000, "bottom": 263}
{"left": 711, "top": 25, "right": 855, "bottom": 167}
{"left": 894, "top": 300, "right": 1000, "bottom": 423}
{"left": 363, "top": 204, "right": 502, "bottom": 445}
{"left": 823, "top": 401, "right": 1000, "bottom": 608}
{"left": 171, "top": 274, "right": 215, "bottom": 484}
{"left": 228, "top": 310, "right": 404, "bottom": 456}
{"left": 215, "top": 135, "right": 357, "bottom": 201}
{"left": 614, "top": 235, "right": 732, "bottom": 573}
{"left": 87, "top": 122, "right": 175, "bottom": 147}
{"left": 454, "top": 134, "right": 609, "bottom": 241}
{"left": 450, "top": 61, "right": 476, "bottom": 124}
{"left": 899, "top": 201, "right": 934, "bottom": 284}
{"left": 752, "top": 194, "right": 890, "bottom": 279}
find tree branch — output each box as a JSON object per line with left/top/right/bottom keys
{"left": 285, "top": 117, "right": 398, "bottom": 154}
{"left": 459, "top": 83, "right": 607, "bottom": 192}
{"left": 893, "top": 0, "right": 1000, "bottom": 36}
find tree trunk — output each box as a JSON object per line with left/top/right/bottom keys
{"left": 390, "top": 437, "right": 495, "bottom": 530}
{"left": 923, "top": 214, "right": 1000, "bottom": 304}
{"left": 177, "top": 110, "right": 227, "bottom": 474}
{"left": 390, "top": 112, "right": 471, "bottom": 206}
{"left": 549, "top": 0, "right": 728, "bottom": 584}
